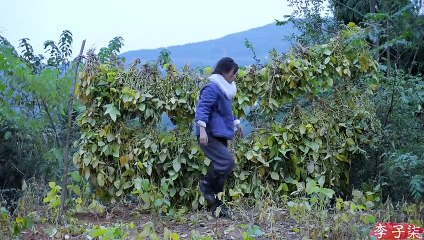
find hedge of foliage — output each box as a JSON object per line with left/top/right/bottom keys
{"left": 73, "top": 25, "right": 381, "bottom": 211}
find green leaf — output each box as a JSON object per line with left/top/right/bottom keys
{"left": 91, "top": 144, "right": 98, "bottom": 153}
{"left": 159, "top": 152, "right": 167, "bottom": 162}
{"left": 51, "top": 198, "right": 60, "bottom": 207}
{"left": 307, "top": 161, "right": 315, "bottom": 173}
{"left": 320, "top": 188, "right": 335, "bottom": 199}
{"left": 116, "top": 190, "right": 123, "bottom": 196}
{"left": 90, "top": 227, "right": 106, "bottom": 237}
{"left": 324, "top": 57, "right": 330, "bottom": 64}
{"left": 151, "top": 143, "right": 158, "bottom": 153}
{"left": 45, "top": 227, "right": 57, "bottom": 238}
{"left": 336, "top": 66, "right": 342, "bottom": 76}
{"left": 269, "top": 98, "right": 279, "bottom": 107}
{"left": 347, "top": 22, "right": 356, "bottom": 28}
{"left": 0, "top": 82, "right": 6, "bottom": 92}
{"left": 299, "top": 125, "right": 306, "bottom": 135}
{"left": 306, "top": 179, "right": 318, "bottom": 195}
{"left": 48, "top": 182, "right": 57, "bottom": 189}
{"left": 154, "top": 198, "right": 163, "bottom": 207}
{"left": 122, "top": 94, "right": 132, "bottom": 103}
{"left": 138, "top": 103, "right": 146, "bottom": 111}
{"left": 246, "top": 151, "right": 254, "bottom": 160}
{"left": 346, "top": 138, "right": 355, "bottom": 146}
{"left": 70, "top": 171, "right": 81, "bottom": 182}
{"left": 191, "top": 147, "right": 198, "bottom": 155}
{"left": 83, "top": 157, "right": 91, "bottom": 166}
{"left": 71, "top": 185, "right": 81, "bottom": 195}
{"left": 104, "top": 103, "right": 120, "bottom": 122}
{"left": 318, "top": 175, "right": 325, "bottom": 187}
{"left": 271, "top": 172, "right": 279, "bottom": 180}
{"left": 368, "top": 215, "right": 376, "bottom": 224}
{"left": 107, "top": 133, "right": 114, "bottom": 142}
{"left": 133, "top": 178, "right": 142, "bottom": 190}
{"left": 144, "top": 139, "right": 152, "bottom": 148}
{"left": 142, "top": 179, "right": 150, "bottom": 191}
{"left": 173, "top": 159, "right": 181, "bottom": 172}
{"left": 323, "top": 49, "right": 332, "bottom": 56}
{"left": 308, "top": 141, "right": 319, "bottom": 152}
{"left": 4, "top": 131, "right": 12, "bottom": 140}
{"left": 175, "top": 87, "right": 182, "bottom": 96}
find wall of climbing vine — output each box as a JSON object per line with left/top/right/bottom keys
{"left": 73, "top": 25, "right": 381, "bottom": 212}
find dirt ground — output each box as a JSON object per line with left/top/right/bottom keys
{"left": 18, "top": 204, "right": 306, "bottom": 239}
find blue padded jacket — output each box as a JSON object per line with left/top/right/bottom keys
{"left": 195, "top": 82, "right": 237, "bottom": 140}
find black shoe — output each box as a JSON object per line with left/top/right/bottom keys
{"left": 211, "top": 202, "right": 233, "bottom": 218}
{"left": 200, "top": 180, "right": 217, "bottom": 208}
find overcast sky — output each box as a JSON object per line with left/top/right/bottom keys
{"left": 0, "top": 0, "right": 292, "bottom": 57}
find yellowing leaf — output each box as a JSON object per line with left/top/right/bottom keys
{"left": 289, "top": 80, "right": 297, "bottom": 88}
{"left": 120, "top": 155, "right": 129, "bottom": 166}
{"left": 170, "top": 233, "right": 180, "bottom": 240}
{"left": 99, "top": 129, "right": 106, "bottom": 137}
{"left": 84, "top": 168, "right": 90, "bottom": 180}
{"left": 97, "top": 173, "right": 105, "bottom": 187}
{"left": 336, "top": 154, "right": 349, "bottom": 162}
{"left": 107, "top": 133, "right": 114, "bottom": 142}
{"left": 343, "top": 68, "right": 351, "bottom": 77}
{"left": 346, "top": 138, "right": 355, "bottom": 146}
{"left": 359, "top": 55, "right": 369, "bottom": 71}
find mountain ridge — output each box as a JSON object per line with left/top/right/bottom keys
{"left": 120, "top": 22, "right": 298, "bottom": 67}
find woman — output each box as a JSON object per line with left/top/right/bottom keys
{"left": 195, "top": 57, "right": 242, "bottom": 218}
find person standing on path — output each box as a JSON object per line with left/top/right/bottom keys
{"left": 195, "top": 57, "right": 242, "bottom": 218}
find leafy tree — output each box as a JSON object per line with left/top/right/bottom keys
{"left": 0, "top": 31, "right": 76, "bottom": 193}
{"left": 277, "top": 0, "right": 338, "bottom": 45}
{"left": 279, "top": 0, "right": 424, "bottom": 202}
{"left": 331, "top": 0, "right": 410, "bottom": 24}
{"left": 98, "top": 36, "right": 124, "bottom": 66}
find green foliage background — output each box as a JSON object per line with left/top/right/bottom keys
{"left": 71, "top": 25, "right": 382, "bottom": 212}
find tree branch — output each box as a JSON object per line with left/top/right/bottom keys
{"left": 41, "top": 100, "right": 60, "bottom": 148}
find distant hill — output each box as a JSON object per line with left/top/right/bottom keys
{"left": 120, "top": 23, "right": 298, "bottom": 68}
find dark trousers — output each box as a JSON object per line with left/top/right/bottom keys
{"left": 199, "top": 135, "right": 235, "bottom": 194}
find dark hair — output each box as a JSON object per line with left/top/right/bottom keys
{"left": 212, "top": 57, "right": 238, "bottom": 75}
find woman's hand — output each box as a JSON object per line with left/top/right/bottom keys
{"left": 199, "top": 127, "right": 208, "bottom": 146}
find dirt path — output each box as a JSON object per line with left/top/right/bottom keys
{"left": 20, "top": 205, "right": 305, "bottom": 239}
